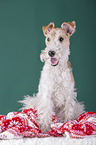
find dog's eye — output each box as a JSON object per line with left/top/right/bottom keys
{"left": 59, "top": 37, "right": 64, "bottom": 42}
{"left": 47, "top": 37, "right": 50, "bottom": 42}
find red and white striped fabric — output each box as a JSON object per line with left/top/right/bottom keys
{"left": 0, "top": 108, "right": 96, "bottom": 139}
{"left": 51, "top": 111, "right": 96, "bottom": 138}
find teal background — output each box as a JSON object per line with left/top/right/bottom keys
{"left": 0, "top": 0, "right": 96, "bottom": 115}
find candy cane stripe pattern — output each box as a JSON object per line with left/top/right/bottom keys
{"left": 0, "top": 109, "right": 96, "bottom": 139}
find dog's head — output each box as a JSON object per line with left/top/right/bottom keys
{"left": 40, "top": 21, "right": 76, "bottom": 67}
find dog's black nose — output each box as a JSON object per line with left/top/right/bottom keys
{"left": 48, "top": 51, "right": 55, "bottom": 57}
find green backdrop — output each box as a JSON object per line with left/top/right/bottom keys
{"left": 0, "top": 0, "right": 96, "bottom": 115}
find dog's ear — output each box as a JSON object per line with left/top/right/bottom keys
{"left": 42, "top": 22, "right": 55, "bottom": 36}
{"left": 61, "top": 21, "right": 76, "bottom": 36}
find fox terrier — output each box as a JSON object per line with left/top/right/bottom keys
{"left": 20, "top": 21, "right": 85, "bottom": 133}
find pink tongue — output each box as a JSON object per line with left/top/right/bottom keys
{"left": 51, "top": 58, "right": 57, "bottom": 65}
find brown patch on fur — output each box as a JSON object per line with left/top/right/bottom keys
{"left": 61, "top": 21, "right": 76, "bottom": 36}
{"left": 42, "top": 23, "right": 55, "bottom": 36}
{"left": 67, "top": 61, "right": 74, "bottom": 83}
{"left": 51, "top": 30, "right": 56, "bottom": 37}
{"left": 67, "top": 21, "right": 76, "bottom": 29}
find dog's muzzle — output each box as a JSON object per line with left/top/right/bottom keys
{"left": 48, "top": 51, "right": 59, "bottom": 67}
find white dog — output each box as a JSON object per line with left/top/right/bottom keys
{"left": 20, "top": 21, "right": 85, "bottom": 133}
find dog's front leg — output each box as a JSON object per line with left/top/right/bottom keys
{"left": 36, "top": 92, "right": 54, "bottom": 133}
{"left": 61, "top": 90, "right": 80, "bottom": 123}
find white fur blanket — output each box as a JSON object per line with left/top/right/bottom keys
{"left": 0, "top": 108, "right": 96, "bottom": 140}
{"left": 0, "top": 137, "right": 96, "bottom": 145}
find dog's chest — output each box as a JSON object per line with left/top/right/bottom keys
{"left": 50, "top": 66, "right": 72, "bottom": 87}
{"left": 49, "top": 67, "right": 73, "bottom": 104}
{"left": 41, "top": 63, "right": 73, "bottom": 94}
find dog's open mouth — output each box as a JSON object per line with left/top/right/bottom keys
{"left": 51, "top": 58, "right": 59, "bottom": 66}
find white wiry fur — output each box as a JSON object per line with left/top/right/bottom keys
{"left": 19, "top": 21, "right": 85, "bottom": 133}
